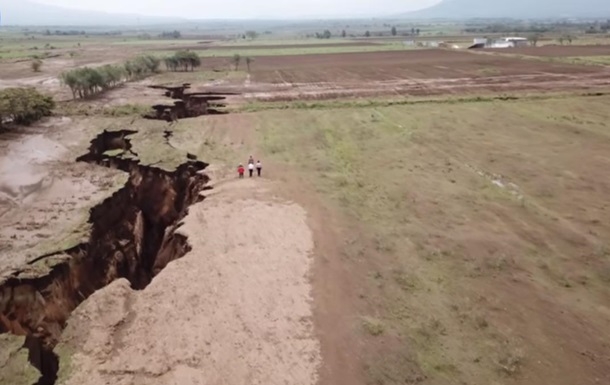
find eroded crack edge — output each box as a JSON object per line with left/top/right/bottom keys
{"left": 0, "top": 128, "right": 210, "bottom": 385}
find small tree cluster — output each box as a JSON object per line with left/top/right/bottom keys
{"left": 163, "top": 51, "right": 201, "bottom": 72}
{"left": 0, "top": 88, "right": 55, "bottom": 128}
{"left": 558, "top": 34, "right": 574, "bottom": 45}
{"left": 529, "top": 33, "right": 542, "bottom": 47}
{"left": 233, "top": 54, "right": 241, "bottom": 70}
{"left": 315, "top": 30, "right": 332, "bottom": 39}
{"left": 159, "top": 30, "right": 181, "bottom": 39}
{"left": 60, "top": 55, "right": 160, "bottom": 99}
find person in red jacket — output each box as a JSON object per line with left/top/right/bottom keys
{"left": 237, "top": 164, "right": 245, "bottom": 178}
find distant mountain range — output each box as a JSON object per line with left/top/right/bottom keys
{"left": 402, "top": 0, "right": 610, "bottom": 19}
{"left": 0, "top": 1, "right": 184, "bottom": 26}
{"left": 1, "top": 0, "right": 609, "bottom": 26}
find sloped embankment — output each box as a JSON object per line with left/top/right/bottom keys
{"left": 0, "top": 129, "right": 210, "bottom": 385}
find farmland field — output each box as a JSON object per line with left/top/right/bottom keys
{"left": 1, "top": 29, "right": 610, "bottom": 385}
{"left": 203, "top": 49, "right": 610, "bottom": 101}
{"left": 492, "top": 44, "right": 610, "bottom": 57}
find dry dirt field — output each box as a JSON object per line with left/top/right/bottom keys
{"left": 200, "top": 49, "right": 610, "bottom": 100}
{"left": 241, "top": 49, "right": 603, "bottom": 81}
{"left": 491, "top": 44, "right": 610, "bottom": 57}
{"left": 1, "top": 37, "right": 610, "bottom": 385}
{"left": 155, "top": 41, "right": 382, "bottom": 51}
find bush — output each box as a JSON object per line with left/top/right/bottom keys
{"left": 0, "top": 88, "right": 55, "bottom": 128}
{"left": 31, "top": 59, "right": 43, "bottom": 72}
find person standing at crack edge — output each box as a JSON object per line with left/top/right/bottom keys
{"left": 256, "top": 160, "right": 262, "bottom": 177}
{"left": 248, "top": 162, "right": 255, "bottom": 178}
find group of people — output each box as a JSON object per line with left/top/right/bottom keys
{"left": 237, "top": 155, "right": 262, "bottom": 178}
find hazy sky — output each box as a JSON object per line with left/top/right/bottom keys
{"left": 34, "top": 0, "right": 441, "bottom": 19}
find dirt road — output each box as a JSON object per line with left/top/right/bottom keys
{"left": 57, "top": 175, "right": 321, "bottom": 385}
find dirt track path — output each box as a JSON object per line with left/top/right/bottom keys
{"left": 58, "top": 176, "right": 321, "bottom": 385}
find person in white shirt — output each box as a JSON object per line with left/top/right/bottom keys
{"left": 248, "top": 162, "right": 254, "bottom": 177}
{"left": 256, "top": 160, "right": 262, "bottom": 177}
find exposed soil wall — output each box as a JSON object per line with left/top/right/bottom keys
{"left": 145, "top": 84, "right": 236, "bottom": 121}
{"left": 0, "top": 129, "right": 210, "bottom": 385}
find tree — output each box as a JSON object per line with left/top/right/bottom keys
{"left": 0, "top": 88, "right": 55, "bottom": 129}
{"left": 245, "top": 30, "right": 258, "bottom": 39}
{"left": 159, "top": 30, "right": 181, "bottom": 39}
{"left": 558, "top": 36, "right": 565, "bottom": 45}
{"left": 529, "top": 33, "right": 541, "bottom": 47}
{"left": 60, "top": 55, "right": 158, "bottom": 99}
{"left": 233, "top": 54, "right": 241, "bottom": 71}
{"left": 315, "top": 30, "right": 332, "bottom": 39}
{"left": 246, "top": 57, "right": 253, "bottom": 72}
{"left": 167, "top": 51, "right": 201, "bottom": 72}
{"left": 31, "top": 59, "right": 43, "bottom": 72}
{"left": 416, "top": 28, "right": 421, "bottom": 35}
{"left": 341, "top": 29, "right": 346, "bottom": 38}
{"left": 364, "top": 30, "right": 371, "bottom": 37}
{"left": 391, "top": 26, "right": 397, "bottom": 36}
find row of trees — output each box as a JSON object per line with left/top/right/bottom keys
{"left": 164, "top": 51, "right": 252, "bottom": 72}
{"left": 0, "top": 88, "right": 55, "bottom": 128}
{"left": 558, "top": 35, "right": 575, "bottom": 45}
{"left": 60, "top": 55, "right": 160, "bottom": 99}
{"left": 231, "top": 54, "right": 253, "bottom": 72}
{"left": 315, "top": 30, "right": 332, "bottom": 39}
{"left": 164, "top": 51, "right": 202, "bottom": 72}
{"left": 585, "top": 21, "right": 610, "bottom": 34}
{"left": 316, "top": 28, "right": 421, "bottom": 39}
{"left": 159, "top": 30, "right": 181, "bottom": 39}
{"left": 391, "top": 27, "right": 421, "bottom": 36}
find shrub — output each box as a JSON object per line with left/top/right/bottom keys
{"left": 0, "top": 88, "right": 55, "bottom": 128}
{"left": 31, "top": 59, "right": 43, "bottom": 72}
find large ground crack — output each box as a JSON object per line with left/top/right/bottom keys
{"left": 145, "top": 84, "right": 238, "bottom": 121}
{"left": 0, "top": 129, "right": 209, "bottom": 384}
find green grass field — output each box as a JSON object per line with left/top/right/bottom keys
{"left": 253, "top": 94, "right": 610, "bottom": 384}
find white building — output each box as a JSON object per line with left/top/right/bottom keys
{"left": 470, "top": 37, "right": 529, "bottom": 49}
{"left": 491, "top": 37, "right": 529, "bottom": 48}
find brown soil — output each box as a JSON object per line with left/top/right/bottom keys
{"left": 238, "top": 49, "right": 604, "bottom": 81}
{"left": 3, "top": 42, "right": 610, "bottom": 385}
{"left": 198, "top": 50, "right": 610, "bottom": 101}
{"left": 490, "top": 44, "right": 610, "bottom": 57}
{"left": 1, "top": 116, "right": 211, "bottom": 384}
{"left": 156, "top": 41, "right": 382, "bottom": 51}
{"left": 0, "top": 118, "right": 123, "bottom": 270}
{"left": 57, "top": 177, "right": 320, "bottom": 385}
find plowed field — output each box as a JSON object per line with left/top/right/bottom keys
{"left": 201, "top": 49, "right": 610, "bottom": 101}
{"left": 491, "top": 44, "right": 610, "bottom": 57}
{"left": 241, "top": 49, "right": 604, "bottom": 83}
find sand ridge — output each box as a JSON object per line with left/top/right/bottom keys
{"left": 58, "top": 177, "right": 321, "bottom": 385}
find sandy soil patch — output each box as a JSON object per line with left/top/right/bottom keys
{"left": 58, "top": 177, "right": 320, "bottom": 385}
{"left": 0, "top": 118, "right": 124, "bottom": 275}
